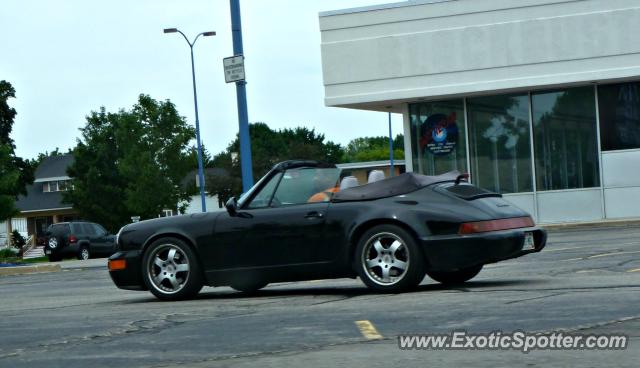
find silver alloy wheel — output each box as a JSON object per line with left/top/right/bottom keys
{"left": 80, "top": 248, "right": 90, "bottom": 260}
{"left": 147, "top": 244, "right": 191, "bottom": 295}
{"left": 361, "top": 232, "right": 410, "bottom": 286}
{"left": 48, "top": 238, "right": 58, "bottom": 249}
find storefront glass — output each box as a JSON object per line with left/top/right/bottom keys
{"left": 598, "top": 82, "right": 640, "bottom": 151}
{"left": 409, "top": 100, "right": 467, "bottom": 175}
{"left": 467, "top": 94, "right": 533, "bottom": 193}
{"left": 532, "top": 87, "right": 600, "bottom": 191}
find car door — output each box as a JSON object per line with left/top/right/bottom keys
{"left": 91, "top": 223, "right": 114, "bottom": 255}
{"left": 212, "top": 167, "right": 340, "bottom": 270}
{"left": 81, "top": 223, "right": 98, "bottom": 252}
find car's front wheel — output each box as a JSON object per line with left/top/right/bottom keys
{"left": 426, "top": 265, "right": 483, "bottom": 285}
{"left": 355, "top": 224, "right": 425, "bottom": 292}
{"left": 142, "top": 237, "right": 203, "bottom": 301}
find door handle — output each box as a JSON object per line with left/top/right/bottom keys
{"left": 304, "top": 211, "right": 324, "bottom": 219}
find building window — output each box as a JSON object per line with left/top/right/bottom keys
{"left": 598, "top": 82, "right": 640, "bottom": 151}
{"left": 467, "top": 94, "right": 533, "bottom": 193}
{"left": 409, "top": 100, "right": 467, "bottom": 175}
{"left": 532, "top": 87, "right": 600, "bottom": 191}
{"left": 161, "top": 209, "right": 174, "bottom": 217}
{"left": 42, "top": 182, "right": 50, "bottom": 192}
{"left": 49, "top": 181, "right": 59, "bottom": 192}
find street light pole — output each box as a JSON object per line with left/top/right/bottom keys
{"left": 164, "top": 28, "right": 215, "bottom": 212}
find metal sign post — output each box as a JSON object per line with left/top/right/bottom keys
{"left": 229, "top": 0, "right": 254, "bottom": 193}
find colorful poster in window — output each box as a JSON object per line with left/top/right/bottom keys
{"left": 419, "top": 113, "right": 459, "bottom": 156}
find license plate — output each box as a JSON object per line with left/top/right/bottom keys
{"left": 45, "top": 250, "right": 51, "bottom": 255}
{"left": 523, "top": 232, "right": 535, "bottom": 250}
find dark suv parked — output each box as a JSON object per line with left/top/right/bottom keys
{"left": 44, "top": 222, "right": 116, "bottom": 262}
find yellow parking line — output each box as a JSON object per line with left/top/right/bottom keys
{"left": 355, "top": 320, "right": 383, "bottom": 340}
{"left": 627, "top": 269, "right": 640, "bottom": 273}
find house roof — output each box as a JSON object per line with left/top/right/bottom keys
{"left": 181, "top": 167, "right": 230, "bottom": 189}
{"left": 33, "top": 154, "right": 74, "bottom": 182}
{"left": 15, "top": 154, "right": 75, "bottom": 213}
{"left": 15, "top": 184, "right": 72, "bottom": 212}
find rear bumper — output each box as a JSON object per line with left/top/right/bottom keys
{"left": 108, "top": 250, "right": 146, "bottom": 291}
{"left": 420, "top": 227, "right": 547, "bottom": 271}
{"left": 45, "top": 244, "right": 79, "bottom": 257}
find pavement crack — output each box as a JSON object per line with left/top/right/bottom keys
{"left": 0, "top": 313, "right": 187, "bottom": 359}
{"left": 504, "top": 292, "right": 567, "bottom": 304}
{"left": 146, "top": 337, "right": 392, "bottom": 368}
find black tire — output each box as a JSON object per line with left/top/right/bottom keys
{"left": 230, "top": 281, "right": 268, "bottom": 294}
{"left": 355, "top": 224, "right": 425, "bottom": 292}
{"left": 48, "top": 254, "right": 62, "bottom": 262}
{"left": 426, "top": 265, "right": 483, "bottom": 285}
{"left": 77, "top": 246, "right": 90, "bottom": 260}
{"left": 142, "top": 237, "right": 203, "bottom": 301}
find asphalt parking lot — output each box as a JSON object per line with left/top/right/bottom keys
{"left": 1, "top": 225, "right": 639, "bottom": 367}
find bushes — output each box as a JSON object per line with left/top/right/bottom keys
{"left": 0, "top": 247, "right": 18, "bottom": 259}
{"left": 11, "top": 230, "right": 25, "bottom": 249}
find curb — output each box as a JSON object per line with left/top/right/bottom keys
{"left": 541, "top": 219, "right": 640, "bottom": 231}
{"left": 0, "top": 263, "right": 61, "bottom": 277}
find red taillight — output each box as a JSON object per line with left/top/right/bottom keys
{"left": 459, "top": 216, "right": 534, "bottom": 234}
{"left": 68, "top": 235, "right": 77, "bottom": 243}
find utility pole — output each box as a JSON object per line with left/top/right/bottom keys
{"left": 230, "top": 0, "right": 254, "bottom": 192}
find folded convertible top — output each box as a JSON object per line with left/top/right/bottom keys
{"left": 331, "top": 171, "right": 460, "bottom": 202}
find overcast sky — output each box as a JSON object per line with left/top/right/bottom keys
{"left": 1, "top": 0, "right": 402, "bottom": 160}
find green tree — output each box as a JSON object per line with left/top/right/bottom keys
{"left": 207, "top": 123, "right": 344, "bottom": 200}
{"left": 0, "top": 80, "right": 34, "bottom": 220}
{"left": 342, "top": 134, "right": 405, "bottom": 163}
{"left": 65, "top": 95, "right": 196, "bottom": 231}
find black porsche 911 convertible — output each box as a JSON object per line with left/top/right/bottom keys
{"left": 108, "top": 160, "right": 546, "bottom": 300}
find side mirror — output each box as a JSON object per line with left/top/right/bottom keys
{"left": 225, "top": 197, "right": 238, "bottom": 217}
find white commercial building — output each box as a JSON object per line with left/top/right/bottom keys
{"left": 319, "top": 0, "right": 640, "bottom": 223}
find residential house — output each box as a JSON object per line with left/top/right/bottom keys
{"left": 1, "top": 154, "right": 78, "bottom": 245}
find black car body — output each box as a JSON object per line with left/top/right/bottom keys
{"left": 45, "top": 222, "right": 116, "bottom": 261}
{"left": 109, "top": 160, "right": 546, "bottom": 300}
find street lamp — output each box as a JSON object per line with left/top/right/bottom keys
{"left": 164, "top": 28, "right": 216, "bottom": 212}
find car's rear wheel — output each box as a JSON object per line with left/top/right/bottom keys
{"left": 77, "top": 246, "right": 90, "bottom": 260}
{"left": 142, "top": 237, "right": 203, "bottom": 301}
{"left": 426, "top": 265, "right": 483, "bottom": 285}
{"left": 355, "top": 224, "right": 425, "bottom": 292}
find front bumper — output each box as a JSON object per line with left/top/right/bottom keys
{"left": 421, "top": 227, "right": 547, "bottom": 271}
{"left": 108, "top": 250, "right": 146, "bottom": 291}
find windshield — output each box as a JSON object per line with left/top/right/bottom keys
{"left": 237, "top": 169, "right": 277, "bottom": 208}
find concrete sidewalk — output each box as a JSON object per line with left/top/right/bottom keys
{"left": 56, "top": 257, "right": 108, "bottom": 270}
{"left": 0, "top": 257, "right": 108, "bottom": 277}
